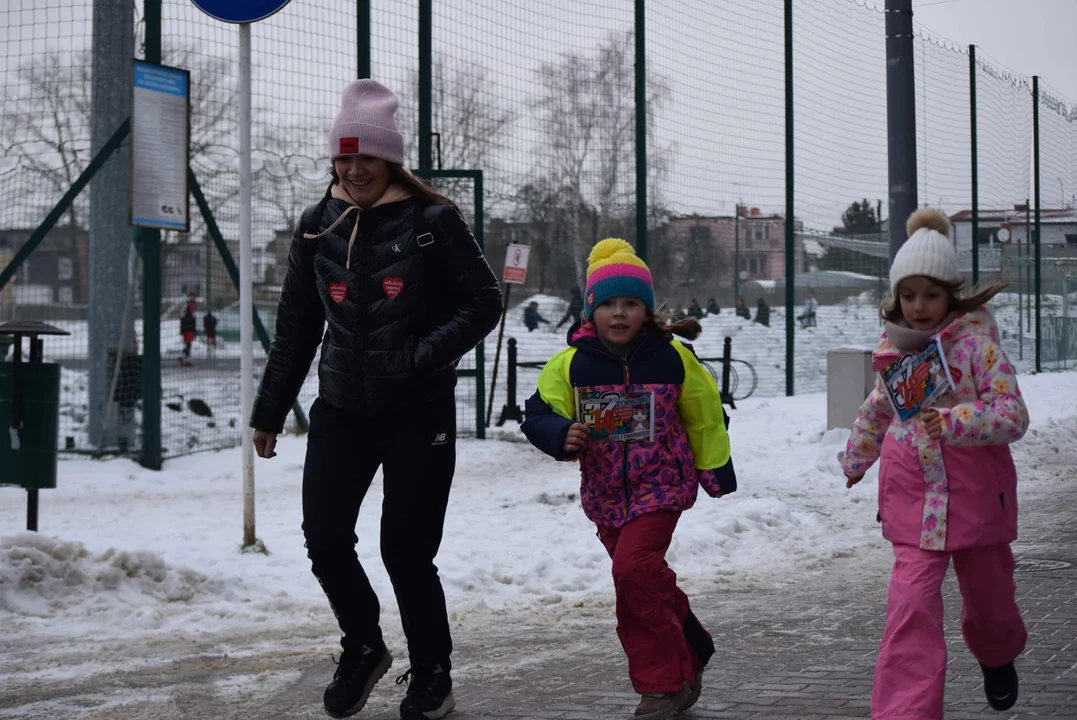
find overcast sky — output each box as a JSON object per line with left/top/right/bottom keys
{"left": 913, "top": 0, "right": 1077, "bottom": 100}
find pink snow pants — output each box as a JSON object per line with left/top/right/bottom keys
{"left": 597, "top": 510, "right": 703, "bottom": 694}
{"left": 872, "top": 542, "right": 1027, "bottom": 719}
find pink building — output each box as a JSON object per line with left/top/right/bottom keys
{"left": 665, "top": 208, "right": 804, "bottom": 289}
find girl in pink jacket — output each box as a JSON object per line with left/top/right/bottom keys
{"left": 840, "top": 208, "right": 1029, "bottom": 719}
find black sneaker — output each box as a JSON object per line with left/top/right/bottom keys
{"left": 980, "top": 661, "right": 1019, "bottom": 711}
{"left": 323, "top": 643, "right": 393, "bottom": 718}
{"left": 396, "top": 662, "right": 455, "bottom": 719}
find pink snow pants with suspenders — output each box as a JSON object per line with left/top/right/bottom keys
{"left": 871, "top": 543, "right": 1028, "bottom": 719}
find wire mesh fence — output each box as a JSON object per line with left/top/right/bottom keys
{"left": 1, "top": 0, "right": 1075, "bottom": 461}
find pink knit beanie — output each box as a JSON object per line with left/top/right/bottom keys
{"left": 328, "top": 79, "right": 405, "bottom": 165}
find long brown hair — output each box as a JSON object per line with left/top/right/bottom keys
{"left": 881, "top": 278, "right": 1009, "bottom": 324}
{"left": 328, "top": 163, "right": 453, "bottom": 206}
{"left": 646, "top": 305, "right": 703, "bottom": 340}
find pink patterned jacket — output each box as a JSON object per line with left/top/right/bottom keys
{"left": 522, "top": 330, "right": 737, "bottom": 528}
{"left": 839, "top": 308, "right": 1029, "bottom": 551}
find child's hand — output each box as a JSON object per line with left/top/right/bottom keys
{"left": 922, "top": 409, "right": 942, "bottom": 440}
{"left": 563, "top": 423, "right": 589, "bottom": 456}
{"left": 846, "top": 474, "right": 864, "bottom": 489}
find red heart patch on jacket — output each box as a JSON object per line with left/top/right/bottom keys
{"left": 329, "top": 282, "right": 347, "bottom": 303}
{"left": 382, "top": 277, "right": 404, "bottom": 299}
{"left": 949, "top": 366, "right": 962, "bottom": 384}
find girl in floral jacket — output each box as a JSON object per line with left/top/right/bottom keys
{"left": 522, "top": 239, "right": 736, "bottom": 720}
{"left": 840, "top": 208, "right": 1030, "bottom": 720}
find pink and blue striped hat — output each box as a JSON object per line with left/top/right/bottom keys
{"left": 583, "top": 238, "right": 655, "bottom": 319}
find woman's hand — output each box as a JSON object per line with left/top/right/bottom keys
{"left": 846, "top": 474, "right": 864, "bottom": 489}
{"left": 922, "top": 409, "right": 943, "bottom": 440}
{"left": 563, "top": 423, "right": 589, "bottom": 457}
{"left": 253, "top": 430, "right": 278, "bottom": 459}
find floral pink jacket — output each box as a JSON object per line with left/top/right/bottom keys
{"left": 839, "top": 308, "right": 1029, "bottom": 551}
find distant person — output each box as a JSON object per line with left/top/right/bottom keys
{"left": 686, "top": 298, "right": 704, "bottom": 320}
{"left": 753, "top": 298, "right": 770, "bottom": 327}
{"left": 556, "top": 284, "right": 585, "bottom": 329}
{"left": 523, "top": 301, "right": 550, "bottom": 332}
{"left": 706, "top": 297, "right": 720, "bottom": 316}
{"left": 522, "top": 238, "right": 736, "bottom": 719}
{"left": 250, "top": 79, "right": 502, "bottom": 720}
{"left": 203, "top": 311, "right": 218, "bottom": 346}
{"left": 734, "top": 298, "right": 751, "bottom": 320}
{"left": 179, "top": 293, "right": 196, "bottom": 366}
{"left": 840, "top": 207, "right": 1027, "bottom": 718}
{"left": 798, "top": 291, "right": 818, "bottom": 328}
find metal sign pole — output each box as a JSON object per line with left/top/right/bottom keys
{"left": 239, "top": 22, "right": 256, "bottom": 549}
{"left": 190, "top": 0, "right": 292, "bottom": 554}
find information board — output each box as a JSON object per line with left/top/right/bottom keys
{"left": 129, "top": 60, "right": 190, "bottom": 231}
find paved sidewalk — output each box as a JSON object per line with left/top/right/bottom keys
{"left": 3, "top": 476, "right": 1075, "bottom": 719}
{"left": 387, "top": 478, "right": 1077, "bottom": 720}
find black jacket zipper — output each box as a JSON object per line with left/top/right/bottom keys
{"left": 350, "top": 209, "right": 367, "bottom": 416}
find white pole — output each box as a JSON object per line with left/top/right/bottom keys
{"left": 239, "top": 22, "right": 256, "bottom": 548}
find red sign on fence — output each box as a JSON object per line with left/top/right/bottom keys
{"left": 503, "top": 243, "right": 530, "bottom": 285}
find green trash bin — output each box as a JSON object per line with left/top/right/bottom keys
{"left": 0, "top": 320, "right": 70, "bottom": 531}
{"left": 0, "top": 361, "right": 61, "bottom": 490}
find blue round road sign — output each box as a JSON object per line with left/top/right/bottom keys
{"left": 191, "top": 0, "right": 292, "bottom": 24}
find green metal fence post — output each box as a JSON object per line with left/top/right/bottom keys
{"left": 1025, "top": 199, "right": 1031, "bottom": 329}
{"left": 784, "top": 0, "right": 795, "bottom": 397}
{"left": 969, "top": 44, "right": 979, "bottom": 285}
{"left": 139, "top": 0, "right": 164, "bottom": 470}
{"left": 357, "top": 0, "right": 371, "bottom": 79}
{"left": 1033, "top": 76, "right": 1042, "bottom": 373}
{"left": 635, "top": 0, "right": 647, "bottom": 262}
{"left": 473, "top": 171, "right": 486, "bottom": 440}
{"left": 418, "top": 0, "right": 432, "bottom": 171}
{"left": 733, "top": 203, "right": 740, "bottom": 303}
{"left": 138, "top": 228, "right": 162, "bottom": 469}
{"left": 145, "top": 0, "right": 161, "bottom": 62}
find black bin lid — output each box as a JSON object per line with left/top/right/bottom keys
{"left": 0, "top": 321, "right": 71, "bottom": 337}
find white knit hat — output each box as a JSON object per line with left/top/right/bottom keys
{"left": 889, "top": 208, "right": 961, "bottom": 296}
{"left": 328, "top": 80, "right": 405, "bottom": 164}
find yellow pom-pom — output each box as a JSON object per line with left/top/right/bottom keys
{"left": 588, "top": 238, "right": 636, "bottom": 266}
{"left": 906, "top": 208, "right": 951, "bottom": 237}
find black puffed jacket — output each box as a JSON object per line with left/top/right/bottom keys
{"left": 250, "top": 188, "right": 503, "bottom": 432}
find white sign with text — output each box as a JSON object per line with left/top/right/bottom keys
{"left": 130, "top": 61, "right": 190, "bottom": 231}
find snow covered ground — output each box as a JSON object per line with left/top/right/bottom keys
{"left": 3, "top": 369, "right": 1076, "bottom": 695}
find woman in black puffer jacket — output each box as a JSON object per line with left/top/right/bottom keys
{"left": 250, "top": 79, "right": 501, "bottom": 720}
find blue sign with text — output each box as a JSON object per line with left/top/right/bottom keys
{"left": 191, "top": 0, "right": 292, "bottom": 24}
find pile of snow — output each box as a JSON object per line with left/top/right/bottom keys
{"left": 0, "top": 533, "right": 218, "bottom": 616}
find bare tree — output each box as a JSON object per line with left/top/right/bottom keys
{"left": 1, "top": 46, "right": 239, "bottom": 232}
{"left": 399, "top": 56, "right": 517, "bottom": 172}
{"left": 515, "top": 178, "right": 579, "bottom": 293}
{"left": 252, "top": 119, "right": 328, "bottom": 233}
{"left": 1, "top": 50, "right": 93, "bottom": 229}
{"left": 534, "top": 30, "right": 672, "bottom": 284}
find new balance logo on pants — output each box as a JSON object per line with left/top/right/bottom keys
{"left": 432, "top": 433, "right": 448, "bottom": 446}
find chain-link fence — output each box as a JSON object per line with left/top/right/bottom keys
{"left": 2, "top": 0, "right": 1075, "bottom": 462}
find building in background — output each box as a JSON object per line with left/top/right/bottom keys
{"left": 663, "top": 208, "right": 804, "bottom": 301}
{"left": 0, "top": 227, "right": 88, "bottom": 314}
